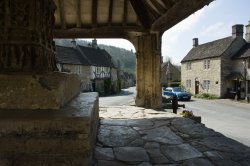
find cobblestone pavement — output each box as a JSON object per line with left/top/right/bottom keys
{"left": 94, "top": 106, "right": 250, "bottom": 166}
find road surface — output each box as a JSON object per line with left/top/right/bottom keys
{"left": 99, "top": 87, "right": 250, "bottom": 147}
{"left": 99, "top": 87, "right": 135, "bottom": 107}
{"left": 179, "top": 99, "right": 250, "bottom": 147}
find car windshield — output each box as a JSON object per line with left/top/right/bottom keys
{"left": 172, "top": 87, "right": 184, "bottom": 92}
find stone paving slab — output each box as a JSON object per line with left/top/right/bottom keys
{"left": 94, "top": 106, "right": 250, "bottom": 166}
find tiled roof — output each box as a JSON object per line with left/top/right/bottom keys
{"left": 56, "top": 45, "right": 90, "bottom": 65}
{"left": 56, "top": 45, "right": 115, "bottom": 67}
{"left": 232, "top": 43, "right": 250, "bottom": 59}
{"left": 78, "top": 46, "right": 115, "bottom": 67}
{"left": 181, "top": 37, "right": 236, "bottom": 63}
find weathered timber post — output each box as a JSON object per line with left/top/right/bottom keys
{"left": 129, "top": 33, "right": 162, "bottom": 108}
{"left": 0, "top": 0, "right": 80, "bottom": 109}
{"left": 0, "top": 0, "right": 57, "bottom": 72}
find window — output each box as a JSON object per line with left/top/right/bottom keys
{"left": 186, "top": 62, "right": 192, "bottom": 70}
{"left": 204, "top": 59, "right": 210, "bottom": 69}
{"left": 186, "top": 80, "right": 191, "bottom": 88}
{"left": 248, "top": 59, "right": 250, "bottom": 69}
{"left": 203, "top": 80, "right": 210, "bottom": 91}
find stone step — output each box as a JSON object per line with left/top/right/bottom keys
{"left": 1, "top": 154, "right": 90, "bottom": 166}
{"left": 0, "top": 93, "right": 99, "bottom": 166}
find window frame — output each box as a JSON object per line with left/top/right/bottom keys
{"left": 203, "top": 80, "right": 210, "bottom": 91}
{"left": 204, "top": 59, "right": 211, "bottom": 70}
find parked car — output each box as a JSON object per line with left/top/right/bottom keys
{"left": 162, "top": 87, "right": 191, "bottom": 101}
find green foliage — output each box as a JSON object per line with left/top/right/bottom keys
{"left": 98, "top": 44, "right": 135, "bottom": 75}
{"left": 194, "top": 93, "right": 219, "bottom": 99}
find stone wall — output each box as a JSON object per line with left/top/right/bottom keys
{"left": 0, "top": 92, "right": 99, "bottom": 166}
{"left": 181, "top": 57, "right": 221, "bottom": 97}
{"left": 220, "top": 37, "right": 246, "bottom": 97}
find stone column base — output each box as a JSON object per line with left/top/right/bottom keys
{"left": 0, "top": 92, "right": 99, "bottom": 166}
{"left": 0, "top": 72, "right": 80, "bottom": 110}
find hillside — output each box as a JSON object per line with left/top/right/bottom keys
{"left": 54, "top": 39, "right": 135, "bottom": 75}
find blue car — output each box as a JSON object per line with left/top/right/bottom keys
{"left": 162, "top": 87, "right": 191, "bottom": 101}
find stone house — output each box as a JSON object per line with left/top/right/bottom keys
{"left": 56, "top": 39, "right": 118, "bottom": 95}
{"left": 181, "top": 23, "right": 250, "bottom": 99}
{"left": 119, "top": 71, "right": 135, "bottom": 88}
{"left": 161, "top": 61, "right": 181, "bottom": 87}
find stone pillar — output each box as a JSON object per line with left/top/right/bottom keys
{"left": 129, "top": 33, "right": 162, "bottom": 108}
{"left": 0, "top": 0, "right": 57, "bottom": 72}
{"left": 0, "top": 0, "right": 80, "bottom": 109}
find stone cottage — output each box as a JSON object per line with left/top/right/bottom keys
{"left": 161, "top": 61, "right": 181, "bottom": 87}
{"left": 56, "top": 39, "right": 118, "bottom": 95}
{"left": 181, "top": 22, "right": 250, "bottom": 99}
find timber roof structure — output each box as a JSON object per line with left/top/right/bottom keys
{"left": 53, "top": 0, "right": 213, "bottom": 38}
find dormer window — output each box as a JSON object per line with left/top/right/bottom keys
{"left": 204, "top": 59, "right": 210, "bottom": 69}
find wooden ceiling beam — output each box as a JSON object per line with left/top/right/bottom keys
{"left": 108, "top": 0, "right": 113, "bottom": 25}
{"left": 152, "top": 0, "right": 213, "bottom": 32}
{"left": 76, "top": 0, "right": 81, "bottom": 28}
{"left": 150, "top": 0, "right": 166, "bottom": 14}
{"left": 161, "top": 0, "right": 174, "bottom": 9}
{"left": 58, "top": 0, "right": 66, "bottom": 29}
{"left": 92, "top": 0, "right": 98, "bottom": 26}
{"left": 129, "top": 0, "right": 151, "bottom": 29}
{"left": 144, "top": 1, "right": 161, "bottom": 19}
{"left": 123, "top": 0, "right": 128, "bottom": 25}
{"left": 53, "top": 26, "right": 144, "bottom": 38}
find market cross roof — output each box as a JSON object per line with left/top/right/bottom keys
{"left": 53, "top": 0, "right": 213, "bottom": 38}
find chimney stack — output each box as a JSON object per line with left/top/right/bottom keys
{"left": 245, "top": 21, "right": 250, "bottom": 42}
{"left": 92, "top": 38, "right": 97, "bottom": 49}
{"left": 193, "top": 38, "right": 198, "bottom": 48}
{"left": 232, "top": 24, "right": 243, "bottom": 38}
{"left": 71, "top": 39, "right": 77, "bottom": 48}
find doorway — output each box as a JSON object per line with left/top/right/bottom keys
{"left": 195, "top": 81, "right": 199, "bottom": 95}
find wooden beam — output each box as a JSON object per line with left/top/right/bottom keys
{"left": 150, "top": 0, "right": 166, "bottom": 14}
{"left": 123, "top": 0, "right": 128, "bottom": 25}
{"left": 92, "top": 0, "right": 98, "bottom": 26}
{"left": 76, "top": 0, "right": 81, "bottom": 28}
{"left": 53, "top": 26, "right": 144, "bottom": 38}
{"left": 108, "top": 0, "right": 113, "bottom": 25}
{"left": 58, "top": 0, "right": 66, "bottom": 29}
{"left": 161, "top": 0, "right": 174, "bottom": 10}
{"left": 144, "top": 1, "right": 160, "bottom": 19}
{"left": 152, "top": 0, "right": 213, "bottom": 32}
{"left": 129, "top": 0, "right": 151, "bottom": 29}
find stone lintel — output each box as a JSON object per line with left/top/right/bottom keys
{"left": 0, "top": 72, "right": 80, "bottom": 110}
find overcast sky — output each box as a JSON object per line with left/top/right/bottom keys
{"left": 83, "top": 0, "right": 250, "bottom": 64}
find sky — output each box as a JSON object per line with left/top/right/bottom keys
{"left": 83, "top": 0, "right": 250, "bottom": 64}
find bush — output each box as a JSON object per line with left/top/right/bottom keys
{"left": 194, "top": 93, "right": 218, "bottom": 99}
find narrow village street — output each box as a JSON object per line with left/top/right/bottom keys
{"left": 100, "top": 87, "right": 250, "bottom": 147}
